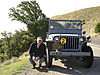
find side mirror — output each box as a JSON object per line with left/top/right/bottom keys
{"left": 86, "top": 36, "right": 91, "bottom": 42}
{"left": 83, "top": 31, "right": 86, "bottom": 34}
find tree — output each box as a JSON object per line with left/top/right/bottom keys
{"left": 0, "top": 30, "right": 35, "bottom": 62}
{"left": 1, "top": 31, "right": 12, "bottom": 58}
{"left": 10, "top": 30, "right": 35, "bottom": 57}
{"left": 95, "top": 23, "right": 100, "bottom": 33}
{"left": 9, "top": 0, "right": 48, "bottom": 39}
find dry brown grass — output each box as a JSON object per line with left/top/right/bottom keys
{"left": 51, "top": 6, "right": 100, "bottom": 37}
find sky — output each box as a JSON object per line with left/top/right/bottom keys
{"left": 0, "top": 0, "right": 100, "bottom": 35}
{"left": 36, "top": 0, "right": 100, "bottom": 17}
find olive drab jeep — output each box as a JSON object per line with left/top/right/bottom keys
{"left": 46, "top": 19, "right": 93, "bottom": 68}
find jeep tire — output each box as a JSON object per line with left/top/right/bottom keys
{"left": 81, "top": 46, "right": 93, "bottom": 68}
{"left": 46, "top": 48, "right": 53, "bottom": 68}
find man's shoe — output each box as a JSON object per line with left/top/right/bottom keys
{"left": 32, "top": 64, "right": 36, "bottom": 69}
{"left": 32, "top": 66, "right": 36, "bottom": 69}
{"left": 39, "top": 64, "right": 42, "bottom": 67}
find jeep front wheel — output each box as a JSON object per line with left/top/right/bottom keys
{"left": 46, "top": 48, "right": 53, "bottom": 68}
{"left": 81, "top": 46, "right": 93, "bottom": 68}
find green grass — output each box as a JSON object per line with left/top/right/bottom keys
{"left": 0, "top": 56, "right": 30, "bottom": 75}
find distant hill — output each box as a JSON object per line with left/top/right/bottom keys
{"left": 51, "top": 6, "right": 100, "bottom": 36}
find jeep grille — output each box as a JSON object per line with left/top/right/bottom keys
{"left": 63, "top": 36, "right": 79, "bottom": 49}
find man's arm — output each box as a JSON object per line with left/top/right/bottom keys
{"left": 29, "top": 43, "right": 34, "bottom": 57}
{"left": 43, "top": 44, "right": 46, "bottom": 56}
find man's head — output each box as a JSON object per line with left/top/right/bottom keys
{"left": 37, "top": 37, "right": 43, "bottom": 44}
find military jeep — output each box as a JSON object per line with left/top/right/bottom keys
{"left": 46, "top": 19, "right": 93, "bottom": 68}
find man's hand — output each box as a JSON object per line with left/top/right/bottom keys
{"left": 33, "top": 57, "right": 40, "bottom": 61}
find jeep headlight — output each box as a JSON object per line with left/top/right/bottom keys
{"left": 53, "top": 37, "right": 60, "bottom": 44}
{"left": 86, "top": 36, "right": 91, "bottom": 40}
{"left": 86, "top": 36, "right": 91, "bottom": 42}
{"left": 80, "top": 37, "right": 84, "bottom": 42}
{"left": 54, "top": 37, "right": 59, "bottom": 41}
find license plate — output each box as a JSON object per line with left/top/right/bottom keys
{"left": 50, "top": 51, "right": 62, "bottom": 56}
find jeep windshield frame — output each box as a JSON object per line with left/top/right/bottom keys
{"left": 49, "top": 19, "right": 83, "bottom": 35}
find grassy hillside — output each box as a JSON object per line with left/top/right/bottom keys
{"left": 51, "top": 6, "right": 100, "bottom": 36}
{"left": 0, "top": 56, "right": 29, "bottom": 75}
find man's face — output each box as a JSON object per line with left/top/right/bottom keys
{"left": 37, "top": 40, "right": 43, "bottom": 44}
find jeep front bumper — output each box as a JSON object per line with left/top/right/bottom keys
{"left": 50, "top": 51, "right": 90, "bottom": 56}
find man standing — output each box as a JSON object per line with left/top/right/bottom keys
{"left": 29, "top": 37, "right": 46, "bottom": 69}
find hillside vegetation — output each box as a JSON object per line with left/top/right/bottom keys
{"left": 0, "top": 56, "right": 29, "bottom": 75}
{"left": 51, "top": 6, "right": 100, "bottom": 36}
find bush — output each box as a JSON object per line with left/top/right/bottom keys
{"left": 0, "top": 30, "right": 35, "bottom": 62}
{"left": 95, "top": 23, "right": 100, "bottom": 33}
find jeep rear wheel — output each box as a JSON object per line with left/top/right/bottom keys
{"left": 46, "top": 48, "right": 53, "bottom": 68}
{"left": 81, "top": 46, "right": 93, "bottom": 68}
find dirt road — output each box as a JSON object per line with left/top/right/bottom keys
{"left": 91, "top": 37, "right": 100, "bottom": 46}
{"left": 20, "top": 43, "right": 100, "bottom": 75}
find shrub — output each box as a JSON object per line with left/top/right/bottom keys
{"left": 0, "top": 30, "right": 35, "bottom": 62}
{"left": 95, "top": 23, "right": 100, "bottom": 33}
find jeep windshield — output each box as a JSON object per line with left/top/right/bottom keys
{"left": 50, "top": 20, "right": 82, "bottom": 30}
{"left": 49, "top": 20, "right": 83, "bottom": 35}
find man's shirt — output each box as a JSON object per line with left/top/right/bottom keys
{"left": 29, "top": 42, "right": 46, "bottom": 58}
